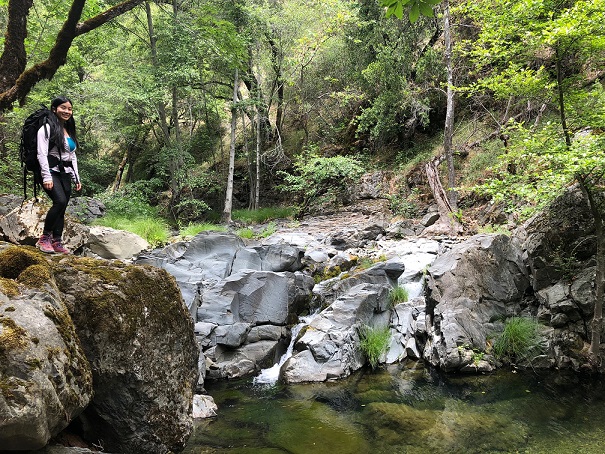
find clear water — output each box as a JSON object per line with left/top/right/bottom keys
{"left": 184, "top": 363, "right": 605, "bottom": 454}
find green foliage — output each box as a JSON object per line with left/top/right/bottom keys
{"left": 461, "top": 140, "right": 503, "bottom": 186}
{"left": 232, "top": 207, "right": 296, "bottom": 224}
{"left": 379, "top": 0, "right": 442, "bottom": 23}
{"left": 234, "top": 222, "right": 277, "bottom": 240}
{"left": 99, "top": 182, "right": 163, "bottom": 218}
{"left": 474, "top": 121, "right": 605, "bottom": 219}
{"left": 493, "top": 317, "right": 542, "bottom": 362}
{"left": 358, "top": 324, "right": 391, "bottom": 369}
{"left": 389, "top": 286, "right": 409, "bottom": 305}
{"left": 179, "top": 222, "right": 227, "bottom": 238}
{"left": 477, "top": 224, "right": 510, "bottom": 236}
{"left": 313, "top": 265, "right": 343, "bottom": 284}
{"left": 278, "top": 154, "right": 365, "bottom": 216}
{"left": 387, "top": 193, "right": 420, "bottom": 218}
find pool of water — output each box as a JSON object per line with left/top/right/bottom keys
{"left": 184, "top": 362, "right": 605, "bottom": 454}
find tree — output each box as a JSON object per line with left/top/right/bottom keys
{"left": 0, "top": 0, "right": 146, "bottom": 111}
{"left": 467, "top": 0, "right": 605, "bottom": 362}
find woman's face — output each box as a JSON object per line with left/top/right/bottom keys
{"left": 54, "top": 102, "right": 73, "bottom": 123}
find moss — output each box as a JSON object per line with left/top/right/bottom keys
{"left": 0, "top": 277, "right": 19, "bottom": 297}
{"left": 25, "top": 357, "right": 43, "bottom": 369}
{"left": 0, "top": 316, "right": 28, "bottom": 354}
{"left": 61, "top": 256, "right": 125, "bottom": 282}
{"left": 17, "top": 264, "right": 52, "bottom": 288}
{"left": 4, "top": 306, "right": 16, "bottom": 312}
{"left": 0, "top": 246, "right": 47, "bottom": 280}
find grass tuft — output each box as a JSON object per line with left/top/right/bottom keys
{"left": 359, "top": 325, "right": 391, "bottom": 369}
{"left": 389, "top": 286, "right": 409, "bottom": 305}
{"left": 493, "top": 317, "right": 542, "bottom": 362}
{"left": 232, "top": 207, "right": 296, "bottom": 224}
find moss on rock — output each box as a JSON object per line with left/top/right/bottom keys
{"left": 0, "top": 316, "right": 28, "bottom": 355}
{"left": 0, "top": 247, "right": 47, "bottom": 280}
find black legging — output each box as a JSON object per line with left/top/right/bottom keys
{"left": 42, "top": 172, "right": 72, "bottom": 239}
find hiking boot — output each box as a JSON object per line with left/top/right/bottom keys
{"left": 36, "top": 234, "right": 55, "bottom": 253}
{"left": 51, "top": 238, "right": 70, "bottom": 254}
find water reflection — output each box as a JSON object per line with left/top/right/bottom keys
{"left": 184, "top": 363, "right": 605, "bottom": 453}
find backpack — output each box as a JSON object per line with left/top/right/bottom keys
{"left": 19, "top": 106, "right": 51, "bottom": 200}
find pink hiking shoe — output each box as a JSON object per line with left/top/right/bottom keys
{"left": 51, "top": 238, "right": 70, "bottom": 254}
{"left": 36, "top": 234, "right": 55, "bottom": 254}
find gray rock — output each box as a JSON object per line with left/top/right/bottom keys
{"left": 0, "top": 199, "right": 89, "bottom": 251}
{"left": 281, "top": 282, "right": 390, "bottom": 383}
{"left": 85, "top": 225, "right": 149, "bottom": 260}
{"left": 214, "top": 322, "right": 251, "bottom": 347}
{"left": 197, "top": 270, "right": 314, "bottom": 327}
{"left": 424, "top": 234, "right": 530, "bottom": 371}
{"left": 53, "top": 257, "right": 199, "bottom": 454}
{"left": 0, "top": 284, "right": 92, "bottom": 451}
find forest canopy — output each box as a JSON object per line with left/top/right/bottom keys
{"left": 0, "top": 0, "right": 602, "bottom": 229}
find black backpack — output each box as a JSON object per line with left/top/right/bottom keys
{"left": 19, "top": 106, "right": 51, "bottom": 200}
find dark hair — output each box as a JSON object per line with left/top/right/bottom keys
{"left": 49, "top": 96, "right": 78, "bottom": 152}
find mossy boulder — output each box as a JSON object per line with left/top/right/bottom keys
{"left": 0, "top": 242, "right": 199, "bottom": 453}
{"left": 52, "top": 255, "right": 199, "bottom": 454}
{"left": 0, "top": 249, "right": 93, "bottom": 451}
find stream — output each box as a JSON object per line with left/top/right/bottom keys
{"left": 184, "top": 364, "right": 605, "bottom": 453}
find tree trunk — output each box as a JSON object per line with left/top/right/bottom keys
{"left": 146, "top": 1, "right": 170, "bottom": 145}
{"left": 443, "top": 0, "right": 457, "bottom": 209}
{"left": 222, "top": 68, "right": 239, "bottom": 224}
{"left": 555, "top": 46, "right": 572, "bottom": 147}
{"left": 255, "top": 86, "right": 261, "bottom": 210}
{"left": 425, "top": 155, "right": 463, "bottom": 235}
{"left": 579, "top": 179, "right": 604, "bottom": 361}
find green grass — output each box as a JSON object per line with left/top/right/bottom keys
{"left": 358, "top": 325, "right": 391, "bottom": 369}
{"left": 235, "top": 227, "right": 255, "bottom": 239}
{"left": 493, "top": 317, "right": 542, "bottom": 362}
{"left": 477, "top": 224, "right": 511, "bottom": 235}
{"left": 179, "top": 222, "right": 227, "bottom": 237}
{"left": 389, "top": 286, "right": 409, "bottom": 305}
{"left": 94, "top": 215, "right": 170, "bottom": 248}
{"left": 232, "top": 207, "right": 296, "bottom": 224}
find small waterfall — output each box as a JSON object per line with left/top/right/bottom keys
{"left": 253, "top": 313, "right": 316, "bottom": 385}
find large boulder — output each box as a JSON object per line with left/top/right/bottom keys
{"left": 85, "top": 225, "right": 149, "bottom": 260}
{"left": 198, "top": 270, "right": 313, "bottom": 379}
{"left": 0, "top": 247, "right": 92, "bottom": 451}
{"left": 424, "top": 234, "right": 530, "bottom": 371}
{"left": 281, "top": 282, "right": 391, "bottom": 383}
{"left": 53, "top": 257, "right": 199, "bottom": 454}
{"left": 0, "top": 242, "right": 199, "bottom": 453}
{"left": 280, "top": 260, "right": 404, "bottom": 383}
{"left": 0, "top": 199, "right": 89, "bottom": 252}
{"left": 520, "top": 186, "right": 596, "bottom": 291}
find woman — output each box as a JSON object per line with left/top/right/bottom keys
{"left": 36, "top": 96, "right": 82, "bottom": 254}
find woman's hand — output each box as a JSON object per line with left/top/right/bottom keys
{"left": 75, "top": 183, "right": 82, "bottom": 191}
{"left": 43, "top": 180, "right": 53, "bottom": 190}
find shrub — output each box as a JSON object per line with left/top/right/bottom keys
{"left": 389, "top": 286, "right": 409, "bottom": 305}
{"left": 278, "top": 154, "right": 365, "bottom": 217}
{"left": 358, "top": 325, "right": 391, "bottom": 369}
{"left": 492, "top": 317, "right": 542, "bottom": 362}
